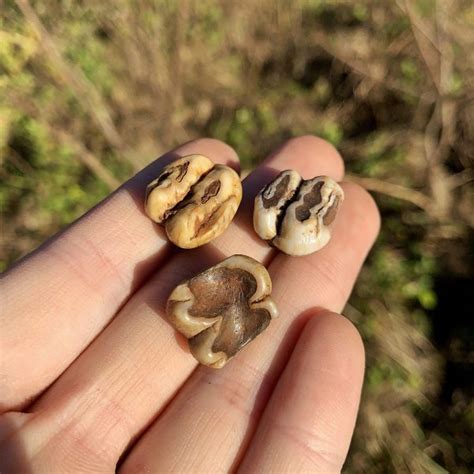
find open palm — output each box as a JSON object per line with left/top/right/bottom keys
{"left": 1, "top": 136, "right": 380, "bottom": 473}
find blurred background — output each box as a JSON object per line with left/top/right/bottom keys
{"left": 1, "top": 0, "right": 473, "bottom": 471}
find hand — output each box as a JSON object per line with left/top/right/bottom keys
{"left": 0, "top": 136, "right": 380, "bottom": 473}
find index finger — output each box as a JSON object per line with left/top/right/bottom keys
{"left": 0, "top": 138, "right": 239, "bottom": 411}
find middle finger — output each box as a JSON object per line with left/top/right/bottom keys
{"left": 19, "top": 136, "right": 344, "bottom": 470}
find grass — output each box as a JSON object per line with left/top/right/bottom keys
{"left": 1, "top": 0, "right": 473, "bottom": 471}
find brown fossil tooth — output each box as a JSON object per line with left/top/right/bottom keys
{"left": 166, "top": 255, "right": 278, "bottom": 368}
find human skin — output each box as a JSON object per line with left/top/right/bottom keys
{"left": 0, "top": 136, "right": 380, "bottom": 473}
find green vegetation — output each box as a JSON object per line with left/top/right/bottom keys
{"left": 1, "top": 0, "right": 473, "bottom": 471}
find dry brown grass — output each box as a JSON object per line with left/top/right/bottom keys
{"left": 1, "top": 0, "right": 473, "bottom": 471}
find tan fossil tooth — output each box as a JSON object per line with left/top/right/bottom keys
{"left": 145, "top": 155, "right": 242, "bottom": 248}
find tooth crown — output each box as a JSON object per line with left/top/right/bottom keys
{"left": 145, "top": 155, "right": 242, "bottom": 248}
{"left": 253, "top": 170, "right": 344, "bottom": 256}
{"left": 167, "top": 255, "right": 278, "bottom": 368}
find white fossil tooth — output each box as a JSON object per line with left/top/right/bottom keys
{"left": 253, "top": 172, "right": 344, "bottom": 256}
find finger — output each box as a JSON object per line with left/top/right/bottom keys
{"left": 5, "top": 137, "right": 345, "bottom": 471}
{"left": 119, "top": 183, "right": 379, "bottom": 473}
{"left": 213, "top": 135, "right": 345, "bottom": 260}
{"left": 238, "top": 311, "right": 365, "bottom": 473}
{"left": 0, "top": 138, "right": 239, "bottom": 411}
